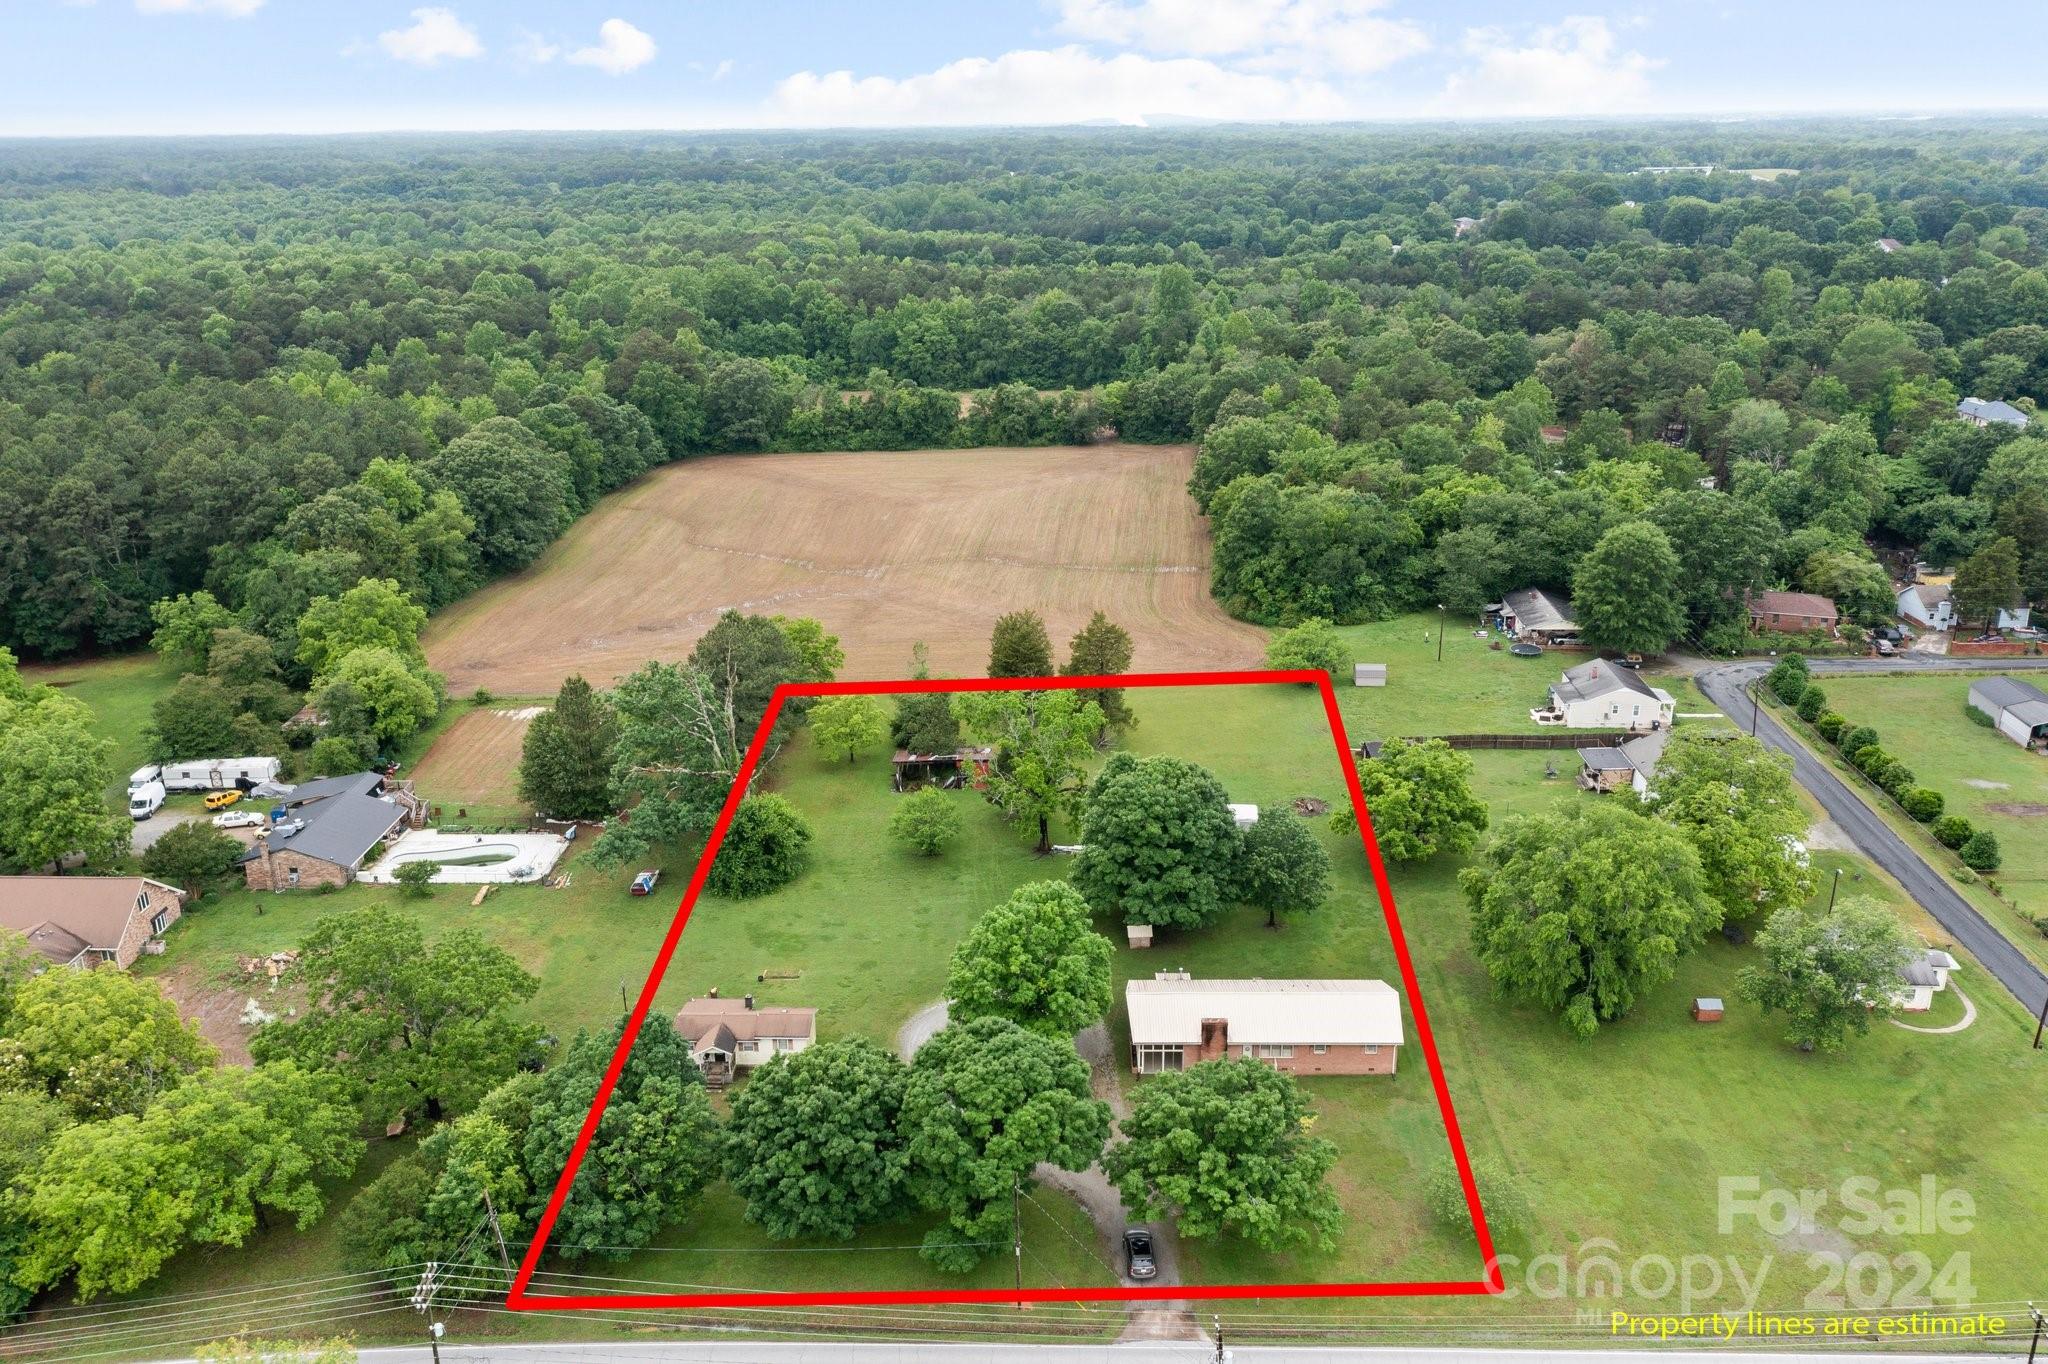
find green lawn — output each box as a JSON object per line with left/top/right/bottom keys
{"left": 1329, "top": 613, "right": 1555, "bottom": 739}
{"left": 86, "top": 671, "right": 2048, "bottom": 1333}
{"left": 23, "top": 652, "right": 181, "bottom": 796}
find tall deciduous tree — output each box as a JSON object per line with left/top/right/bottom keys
{"left": 987, "top": 610, "right": 1055, "bottom": 678}
{"left": 1952, "top": 535, "right": 2022, "bottom": 629}
{"left": 1073, "top": 752, "right": 1242, "bottom": 929}
{"left": 0, "top": 969, "right": 214, "bottom": 1119}
{"left": 590, "top": 661, "right": 756, "bottom": 868}
{"left": 1104, "top": 1059, "right": 1340, "bottom": 1253}
{"left": 1237, "top": 810, "right": 1331, "bottom": 928}
{"left": 951, "top": 688, "right": 1103, "bottom": 853}
{"left": 147, "top": 590, "right": 237, "bottom": 669}
{"left": 1462, "top": 803, "right": 1719, "bottom": 1038}
{"left": 1738, "top": 900, "right": 1914, "bottom": 1052}
{"left": 250, "top": 907, "right": 539, "bottom": 1125}
{"left": 946, "top": 881, "right": 1114, "bottom": 1038}
{"left": 1341, "top": 738, "right": 1488, "bottom": 863}
{"left": 294, "top": 578, "right": 429, "bottom": 678}
{"left": 0, "top": 691, "right": 127, "bottom": 872}
{"left": 421, "top": 417, "right": 575, "bottom": 574}
{"left": 722, "top": 1038, "right": 911, "bottom": 1240}
{"left": 1644, "top": 731, "right": 1815, "bottom": 923}
{"left": 522, "top": 1016, "right": 718, "bottom": 1260}
{"left": 809, "top": 694, "right": 890, "bottom": 764}
{"left": 1572, "top": 520, "right": 1688, "bottom": 656}
{"left": 901, "top": 1015, "right": 1110, "bottom": 1271}
{"left": 689, "top": 609, "right": 806, "bottom": 738}
{"left": 517, "top": 675, "right": 617, "bottom": 820}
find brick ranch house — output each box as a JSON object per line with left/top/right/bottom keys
{"left": 238, "top": 771, "right": 423, "bottom": 892}
{"left": 1126, "top": 972, "right": 1405, "bottom": 1077}
{"left": 675, "top": 993, "right": 817, "bottom": 1087}
{"left": 0, "top": 875, "right": 185, "bottom": 968}
{"left": 1747, "top": 589, "right": 1839, "bottom": 636}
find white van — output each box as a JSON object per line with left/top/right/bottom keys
{"left": 128, "top": 780, "right": 166, "bottom": 820}
{"left": 128, "top": 764, "right": 163, "bottom": 791}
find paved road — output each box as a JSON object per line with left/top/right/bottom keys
{"left": 151, "top": 1341, "right": 2024, "bottom": 1363}
{"left": 1692, "top": 658, "right": 2048, "bottom": 1014}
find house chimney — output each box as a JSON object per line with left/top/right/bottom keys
{"left": 744, "top": 993, "right": 755, "bottom": 1011}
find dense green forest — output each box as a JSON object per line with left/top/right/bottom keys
{"left": 2, "top": 123, "right": 2046, "bottom": 663}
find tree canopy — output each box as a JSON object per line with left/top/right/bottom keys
{"left": 946, "top": 881, "right": 1115, "bottom": 1038}
{"left": 1073, "top": 752, "right": 1243, "bottom": 930}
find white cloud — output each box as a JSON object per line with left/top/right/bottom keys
{"left": 712, "top": 58, "right": 734, "bottom": 82}
{"left": 769, "top": 46, "right": 1349, "bottom": 127}
{"left": 1055, "top": 0, "right": 1428, "bottom": 76}
{"left": 378, "top": 7, "right": 482, "bottom": 68}
{"left": 567, "top": 18, "right": 657, "bottom": 75}
{"left": 510, "top": 29, "right": 561, "bottom": 67}
{"left": 1437, "top": 16, "right": 1661, "bottom": 117}
{"left": 135, "top": 0, "right": 265, "bottom": 13}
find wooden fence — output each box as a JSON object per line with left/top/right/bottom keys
{"left": 1366, "top": 731, "right": 1636, "bottom": 753}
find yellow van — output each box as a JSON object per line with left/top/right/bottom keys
{"left": 203, "top": 790, "right": 242, "bottom": 811}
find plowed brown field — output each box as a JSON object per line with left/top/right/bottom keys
{"left": 408, "top": 706, "right": 536, "bottom": 812}
{"left": 424, "top": 444, "right": 1264, "bottom": 692}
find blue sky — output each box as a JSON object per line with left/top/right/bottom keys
{"left": 9, "top": 0, "right": 2048, "bottom": 136}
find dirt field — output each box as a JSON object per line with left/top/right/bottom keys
{"left": 408, "top": 706, "right": 537, "bottom": 813}
{"left": 424, "top": 444, "right": 1266, "bottom": 693}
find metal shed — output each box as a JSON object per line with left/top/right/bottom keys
{"left": 1353, "top": 663, "right": 1387, "bottom": 687}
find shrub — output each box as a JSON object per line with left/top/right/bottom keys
{"left": 1263, "top": 617, "right": 1350, "bottom": 680}
{"left": 1959, "top": 830, "right": 2002, "bottom": 871}
{"left": 1963, "top": 701, "right": 1994, "bottom": 728}
{"left": 1877, "top": 764, "right": 1916, "bottom": 800}
{"left": 888, "top": 787, "right": 962, "bottom": 857}
{"left": 1901, "top": 788, "right": 1944, "bottom": 822}
{"left": 706, "top": 794, "right": 813, "bottom": 897}
{"left": 1795, "top": 684, "right": 1827, "bottom": 722}
{"left": 1850, "top": 744, "right": 1892, "bottom": 778}
{"left": 1765, "top": 655, "right": 1810, "bottom": 705}
{"left": 1931, "top": 815, "right": 1974, "bottom": 850}
{"left": 1815, "top": 711, "right": 1847, "bottom": 743}
{"left": 394, "top": 860, "right": 439, "bottom": 899}
{"left": 140, "top": 819, "right": 244, "bottom": 890}
{"left": 1838, "top": 725, "right": 1878, "bottom": 758}
{"left": 1422, "top": 1153, "right": 1532, "bottom": 1235}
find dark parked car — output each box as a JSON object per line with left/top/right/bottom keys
{"left": 1124, "top": 1228, "right": 1157, "bottom": 1280}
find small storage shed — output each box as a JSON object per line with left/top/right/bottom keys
{"left": 1354, "top": 663, "right": 1387, "bottom": 688}
{"left": 1227, "top": 803, "right": 1260, "bottom": 830}
{"left": 1692, "top": 997, "right": 1724, "bottom": 1022}
{"left": 1127, "top": 924, "right": 1154, "bottom": 949}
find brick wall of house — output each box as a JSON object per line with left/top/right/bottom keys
{"left": 109, "top": 883, "right": 183, "bottom": 968}
{"left": 243, "top": 846, "right": 352, "bottom": 892}
{"left": 1166, "top": 1042, "right": 1399, "bottom": 1075}
{"left": 1751, "top": 610, "right": 1834, "bottom": 634}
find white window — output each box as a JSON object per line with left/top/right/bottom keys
{"left": 286, "top": 866, "right": 300, "bottom": 886}
{"left": 1311, "top": 1045, "right": 1328, "bottom": 1055}
{"left": 1134, "top": 1044, "right": 1184, "bottom": 1074}
{"left": 1253, "top": 1044, "right": 1293, "bottom": 1059}
{"left": 150, "top": 910, "right": 172, "bottom": 935}
{"left": 1364, "top": 1044, "right": 1380, "bottom": 1055}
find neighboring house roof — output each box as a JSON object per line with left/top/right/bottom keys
{"left": 1125, "top": 975, "right": 1404, "bottom": 1048}
{"left": 0, "top": 876, "right": 182, "bottom": 965}
{"left": 1749, "top": 590, "right": 1839, "bottom": 622}
{"left": 674, "top": 997, "right": 817, "bottom": 1047}
{"left": 1902, "top": 583, "right": 1951, "bottom": 611}
{"left": 1577, "top": 728, "right": 1669, "bottom": 781}
{"left": 1958, "top": 397, "right": 2030, "bottom": 427}
{"left": 1971, "top": 676, "right": 2048, "bottom": 712}
{"left": 1502, "top": 587, "right": 1577, "bottom": 633}
{"left": 1876, "top": 237, "right": 1904, "bottom": 252}
{"left": 240, "top": 773, "right": 406, "bottom": 870}
{"left": 1554, "top": 658, "right": 1659, "bottom": 705}
{"left": 1576, "top": 747, "right": 1636, "bottom": 772}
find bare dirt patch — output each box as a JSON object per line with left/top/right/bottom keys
{"left": 410, "top": 706, "right": 536, "bottom": 812}
{"left": 1963, "top": 778, "right": 2011, "bottom": 790}
{"left": 424, "top": 445, "right": 1267, "bottom": 693}
{"left": 155, "top": 965, "right": 261, "bottom": 1066}
{"left": 1985, "top": 803, "right": 2048, "bottom": 817}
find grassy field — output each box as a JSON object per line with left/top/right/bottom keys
{"left": 422, "top": 445, "right": 1268, "bottom": 694}
{"left": 1760, "top": 675, "right": 2048, "bottom": 976}
{"left": 23, "top": 652, "right": 182, "bottom": 795}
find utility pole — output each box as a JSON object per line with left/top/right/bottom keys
{"left": 1436, "top": 604, "right": 1445, "bottom": 663}
{"left": 1214, "top": 1313, "right": 1228, "bottom": 1363}
{"left": 1011, "top": 1178, "right": 1024, "bottom": 1309}
{"left": 2033, "top": 993, "right": 2047, "bottom": 1050}
{"left": 2025, "top": 1301, "right": 2042, "bottom": 1363}
{"left": 1750, "top": 680, "right": 1760, "bottom": 736}
{"left": 1827, "top": 866, "right": 1843, "bottom": 914}
{"left": 482, "top": 1186, "right": 516, "bottom": 1286}
{"left": 411, "top": 1262, "right": 445, "bottom": 1364}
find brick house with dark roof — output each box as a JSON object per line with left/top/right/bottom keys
{"left": 238, "top": 772, "right": 419, "bottom": 892}
{"left": 0, "top": 876, "right": 185, "bottom": 968}
{"left": 1747, "top": 590, "right": 1839, "bottom": 635}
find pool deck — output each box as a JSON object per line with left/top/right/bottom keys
{"left": 356, "top": 828, "right": 569, "bottom": 885}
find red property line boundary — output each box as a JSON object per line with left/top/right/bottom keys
{"left": 508, "top": 668, "right": 1504, "bottom": 1311}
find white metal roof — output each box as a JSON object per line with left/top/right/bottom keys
{"left": 1125, "top": 976, "right": 1404, "bottom": 1048}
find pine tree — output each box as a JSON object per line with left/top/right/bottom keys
{"left": 1061, "top": 610, "right": 1134, "bottom": 730}
{"left": 987, "top": 610, "right": 1054, "bottom": 678}
{"left": 516, "top": 675, "right": 617, "bottom": 821}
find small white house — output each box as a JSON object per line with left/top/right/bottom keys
{"left": 1893, "top": 949, "right": 1960, "bottom": 1013}
{"left": 1227, "top": 803, "right": 1260, "bottom": 830}
{"left": 1540, "top": 660, "right": 1675, "bottom": 731}
{"left": 1898, "top": 583, "right": 1953, "bottom": 631}
{"left": 1968, "top": 676, "right": 2048, "bottom": 750}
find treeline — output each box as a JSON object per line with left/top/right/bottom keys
{"left": 6, "top": 124, "right": 2048, "bottom": 659}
